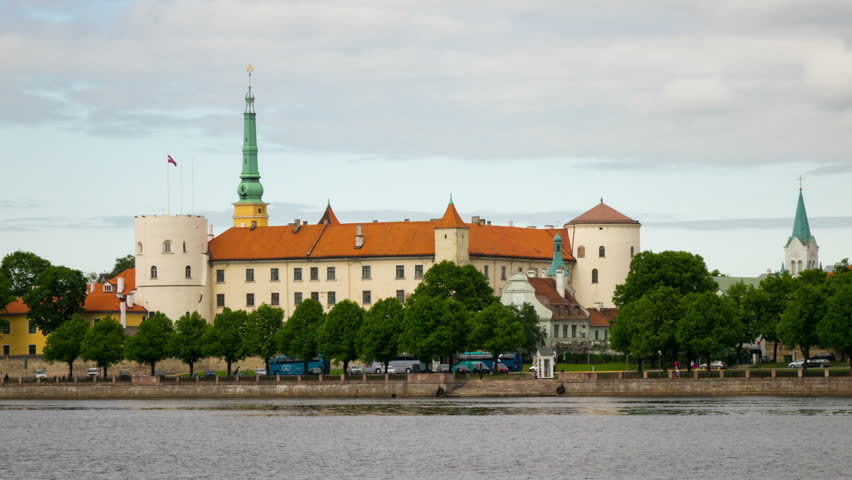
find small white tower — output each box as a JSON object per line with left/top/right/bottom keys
{"left": 784, "top": 186, "right": 819, "bottom": 275}
{"left": 567, "top": 200, "right": 640, "bottom": 308}
{"left": 134, "top": 215, "right": 213, "bottom": 321}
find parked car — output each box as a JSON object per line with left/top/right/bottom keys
{"left": 809, "top": 353, "right": 836, "bottom": 361}
{"left": 119, "top": 370, "right": 131, "bottom": 380}
{"left": 153, "top": 370, "right": 165, "bottom": 377}
{"left": 87, "top": 368, "right": 99, "bottom": 377}
{"left": 698, "top": 361, "right": 727, "bottom": 370}
{"left": 204, "top": 369, "right": 217, "bottom": 378}
{"left": 34, "top": 370, "right": 48, "bottom": 379}
{"left": 495, "top": 363, "right": 510, "bottom": 374}
{"left": 347, "top": 365, "right": 364, "bottom": 375}
{"left": 788, "top": 360, "right": 805, "bottom": 368}
{"left": 788, "top": 359, "right": 830, "bottom": 368}
{"left": 370, "top": 359, "right": 427, "bottom": 374}
{"left": 455, "top": 365, "right": 471, "bottom": 374}
{"left": 437, "top": 364, "right": 452, "bottom": 373}
{"left": 254, "top": 368, "right": 267, "bottom": 376}
{"left": 471, "top": 362, "right": 491, "bottom": 374}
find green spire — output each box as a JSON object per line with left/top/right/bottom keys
{"left": 787, "top": 188, "right": 813, "bottom": 246}
{"left": 546, "top": 234, "right": 568, "bottom": 276}
{"left": 236, "top": 65, "right": 264, "bottom": 204}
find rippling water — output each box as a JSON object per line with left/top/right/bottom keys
{"left": 1, "top": 397, "right": 849, "bottom": 479}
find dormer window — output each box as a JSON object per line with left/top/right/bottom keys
{"left": 103, "top": 283, "right": 113, "bottom": 293}
{"left": 163, "top": 240, "right": 172, "bottom": 253}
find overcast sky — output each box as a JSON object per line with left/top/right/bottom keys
{"left": 1, "top": 0, "right": 851, "bottom": 277}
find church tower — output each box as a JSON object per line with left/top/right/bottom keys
{"left": 784, "top": 186, "right": 818, "bottom": 275}
{"left": 233, "top": 65, "right": 269, "bottom": 228}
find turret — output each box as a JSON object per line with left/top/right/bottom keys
{"left": 434, "top": 195, "right": 470, "bottom": 264}
{"left": 233, "top": 65, "right": 270, "bottom": 228}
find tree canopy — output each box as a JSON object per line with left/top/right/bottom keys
{"left": 611, "top": 286, "right": 685, "bottom": 366}
{"left": 243, "top": 304, "right": 284, "bottom": 371}
{"left": 43, "top": 314, "right": 90, "bottom": 377}
{"left": 677, "top": 292, "right": 742, "bottom": 369}
{"left": 108, "top": 254, "right": 136, "bottom": 278}
{"left": 276, "top": 299, "right": 325, "bottom": 372}
{"left": 23, "top": 265, "right": 87, "bottom": 334}
{"left": 80, "top": 316, "right": 126, "bottom": 376}
{"left": 204, "top": 308, "right": 248, "bottom": 375}
{"left": 400, "top": 295, "right": 468, "bottom": 364}
{"left": 171, "top": 312, "right": 209, "bottom": 376}
{"left": 125, "top": 312, "right": 174, "bottom": 375}
{"left": 1, "top": 251, "right": 51, "bottom": 298}
{"left": 778, "top": 281, "right": 828, "bottom": 366}
{"left": 818, "top": 281, "right": 852, "bottom": 368}
{"left": 467, "top": 303, "right": 526, "bottom": 372}
{"left": 317, "top": 300, "right": 364, "bottom": 374}
{"left": 410, "top": 261, "right": 496, "bottom": 312}
{"left": 358, "top": 298, "right": 404, "bottom": 372}
{"left": 512, "top": 303, "right": 547, "bottom": 355}
{"left": 613, "top": 251, "right": 717, "bottom": 307}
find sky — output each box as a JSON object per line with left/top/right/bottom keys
{"left": 1, "top": 0, "right": 851, "bottom": 277}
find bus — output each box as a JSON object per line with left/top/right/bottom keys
{"left": 267, "top": 355, "right": 330, "bottom": 375}
{"left": 456, "top": 352, "right": 523, "bottom": 372}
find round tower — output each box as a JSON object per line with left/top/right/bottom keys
{"left": 134, "top": 215, "right": 213, "bottom": 321}
{"left": 567, "top": 200, "right": 640, "bottom": 308}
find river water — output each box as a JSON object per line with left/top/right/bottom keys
{"left": 1, "top": 397, "right": 849, "bottom": 479}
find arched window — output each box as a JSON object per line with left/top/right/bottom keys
{"left": 592, "top": 269, "right": 599, "bottom": 284}
{"left": 630, "top": 246, "right": 635, "bottom": 258}
{"left": 150, "top": 266, "right": 158, "bottom": 279}
{"left": 577, "top": 246, "right": 585, "bottom": 258}
{"left": 163, "top": 240, "right": 172, "bottom": 253}
{"left": 185, "top": 265, "right": 192, "bottom": 279}
{"left": 599, "top": 246, "right": 606, "bottom": 258}
{"left": 797, "top": 260, "right": 803, "bottom": 273}
{"left": 137, "top": 242, "right": 143, "bottom": 254}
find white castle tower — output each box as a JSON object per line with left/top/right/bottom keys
{"left": 134, "top": 215, "right": 213, "bottom": 321}
{"left": 567, "top": 200, "right": 640, "bottom": 308}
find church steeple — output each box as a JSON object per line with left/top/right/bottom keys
{"left": 233, "top": 65, "right": 269, "bottom": 228}
{"left": 783, "top": 182, "right": 819, "bottom": 275}
{"left": 788, "top": 188, "right": 813, "bottom": 246}
{"left": 547, "top": 234, "right": 568, "bottom": 277}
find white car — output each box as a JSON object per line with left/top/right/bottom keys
{"left": 34, "top": 370, "right": 48, "bottom": 379}
{"left": 87, "top": 368, "right": 99, "bottom": 377}
{"left": 254, "top": 368, "right": 267, "bottom": 376}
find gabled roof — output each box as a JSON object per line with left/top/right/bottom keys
{"left": 567, "top": 201, "right": 639, "bottom": 225}
{"left": 528, "top": 277, "right": 586, "bottom": 320}
{"left": 318, "top": 203, "right": 340, "bottom": 225}
{"left": 590, "top": 308, "right": 617, "bottom": 327}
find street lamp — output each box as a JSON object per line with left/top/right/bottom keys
{"left": 658, "top": 350, "right": 662, "bottom": 370}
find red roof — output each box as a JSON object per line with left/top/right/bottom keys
{"left": 527, "top": 277, "right": 586, "bottom": 320}
{"left": 209, "top": 205, "right": 576, "bottom": 262}
{"left": 2, "top": 269, "right": 146, "bottom": 315}
{"left": 318, "top": 204, "right": 341, "bottom": 225}
{"left": 2, "top": 298, "right": 29, "bottom": 315}
{"left": 590, "top": 308, "right": 618, "bottom": 327}
{"left": 568, "top": 201, "right": 639, "bottom": 225}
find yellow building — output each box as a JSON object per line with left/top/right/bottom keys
{"left": 0, "top": 268, "right": 147, "bottom": 356}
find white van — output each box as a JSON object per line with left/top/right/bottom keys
{"left": 369, "top": 357, "right": 428, "bottom": 374}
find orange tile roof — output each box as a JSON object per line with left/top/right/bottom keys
{"left": 1, "top": 298, "right": 29, "bottom": 315}
{"left": 209, "top": 207, "right": 576, "bottom": 262}
{"left": 568, "top": 201, "right": 639, "bottom": 225}
{"left": 2, "top": 269, "right": 146, "bottom": 315}
{"left": 590, "top": 308, "right": 618, "bottom": 327}
{"left": 435, "top": 202, "right": 467, "bottom": 229}
{"left": 318, "top": 204, "right": 340, "bottom": 225}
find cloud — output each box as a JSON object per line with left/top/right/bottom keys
{"left": 806, "top": 163, "right": 852, "bottom": 176}
{"left": 649, "top": 216, "right": 852, "bottom": 230}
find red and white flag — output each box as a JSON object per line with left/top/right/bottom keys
{"left": 167, "top": 155, "right": 177, "bottom": 166}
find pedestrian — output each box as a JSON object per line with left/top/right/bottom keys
{"left": 233, "top": 366, "right": 241, "bottom": 378}
{"left": 673, "top": 360, "right": 680, "bottom": 378}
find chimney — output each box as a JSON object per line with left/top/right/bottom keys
{"left": 292, "top": 219, "right": 302, "bottom": 233}
{"left": 471, "top": 216, "right": 480, "bottom": 224}
{"left": 555, "top": 268, "right": 565, "bottom": 298}
{"left": 486, "top": 220, "right": 491, "bottom": 225}
{"left": 127, "top": 293, "right": 135, "bottom": 308}
{"left": 302, "top": 220, "right": 307, "bottom": 225}
{"left": 119, "top": 302, "right": 127, "bottom": 328}
{"left": 404, "top": 218, "right": 410, "bottom": 222}
{"left": 544, "top": 224, "right": 555, "bottom": 229}
{"left": 355, "top": 224, "right": 364, "bottom": 249}
{"left": 88, "top": 283, "right": 95, "bottom": 293}
{"left": 507, "top": 220, "right": 513, "bottom": 227}
{"left": 207, "top": 224, "right": 214, "bottom": 241}
{"left": 117, "top": 276, "right": 125, "bottom": 294}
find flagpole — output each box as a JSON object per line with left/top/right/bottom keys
{"left": 180, "top": 158, "right": 184, "bottom": 214}
{"left": 191, "top": 156, "right": 195, "bottom": 215}
{"left": 166, "top": 157, "right": 170, "bottom": 215}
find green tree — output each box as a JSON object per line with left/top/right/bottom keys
{"left": 108, "top": 254, "right": 136, "bottom": 278}
{"left": 358, "top": 298, "right": 404, "bottom": 373}
{"left": 467, "top": 303, "right": 526, "bottom": 373}
{"left": 778, "top": 282, "right": 828, "bottom": 370}
{"left": 0, "top": 250, "right": 51, "bottom": 298}
{"left": 171, "top": 312, "right": 209, "bottom": 376}
{"left": 0, "top": 270, "right": 13, "bottom": 333}
{"left": 80, "top": 316, "right": 125, "bottom": 377}
{"left": 24, "top": 265, "right": 88, "bottom": 334}
{"left": 125, "top": 312, "right": 174, "bottom": 375}
{"left": 758, "top": 273, "right": 796, "bottom": 361}
{"left": 610, "top": 287, "right": 685, "bottom": 371}
{"left": 613, "top": 251, "right": 717, "bottom": 308}
{"left": 818, "top": 282, "right": 852, "bottom": 368}
{"left": 832, "top": 258, "right": 850, "bottom": 275}
{"left": 243, "top": 304, "right": 284, "bottom": 372}
{"left": 511, "top": 303, "right": 546, "bottom": 355}
{"left": 42, "top": 314, "right": 90, "bottom": 377}
{"left": 677, "top": 292, "right": 742, "bottom": 371}
{"left": 411, "top": 261, "right": 496, "bottom": 312}
{"left": 204, "top": 308, "right": 248, "bottom": 375}
{"left": 318, "top": 300, "right": 364, "bottom": 374}
{"left": 276, "top": 299, "right": 324, "bottom": 374}
{"left": 727, "top": 283, "right": 766, "bottom": 363}
{"left": 400, "top": 295, "right": 468, "bottom": 365}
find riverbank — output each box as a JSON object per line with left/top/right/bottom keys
{"left": 0, "top": 374, "right": 849, "bottom": 399}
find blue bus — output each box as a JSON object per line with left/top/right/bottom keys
{"left": 267, "top": 355, "right": 330, "bottom": 375}
{"left": 456, "top": 352, "right": 523, "bottom": 372}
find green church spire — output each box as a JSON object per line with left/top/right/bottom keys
{"left": 547, "top": 234, "right": 568, "bottom": 276}
{"left": 236, "top": 64, "right": 264, "bottom": 204}
{"left": 787, "top": 187, "right": 813, "bottom": 246}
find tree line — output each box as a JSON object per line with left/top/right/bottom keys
{"left": 610, "top": 252, "right": 852, "bottom": 370}
{"left": 38, "top": 261, "right": 546, "bottom": 376}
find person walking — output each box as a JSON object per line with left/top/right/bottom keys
{"left": 673, "top": 360, "right": 680, "bottom": 378}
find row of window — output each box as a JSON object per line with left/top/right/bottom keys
{"left": 552, "top": 324, "right": 585, "bottom": 339}
{"left": 215, "top": 289, "right": 408, "bottom": 309}
{"left": 149, "top": 266, "right": 192, "bottom": 280}
{"left": 137, "top": 240, "right": 190, "bottom": 255}
{"left": 576, "top": 246, "right": 636, "bottom": 259}
{"left": 1, "top": 345, "right": 37, "bottom": 355}
{"left": 216, "top": 265, "right": 425, "bottom": 284}
{"left": 0, "top": 321, "right": 38, "bottom": 335}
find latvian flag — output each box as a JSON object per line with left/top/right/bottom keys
{"left": 168, "top": 155, "right": 177, "bottom": 166}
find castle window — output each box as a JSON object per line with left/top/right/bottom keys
{"left": 327, "top": 267, "right": 336, "bottom": 281}
{"left": 599, "top": 246, "right": 606, "bottom": 258}
{"left": 216, "top": 269, "right": 224, "bottom": 283}
{"left": 270, "top": 268, "right": 279, "bottom": 281}
{"left": 28, "top": 345, "right": 36, "bottom": 355}
{"left": 501, "top": 266, "right": 507, "bottom": 281}
{"left": 630, "top": 246, "right": 635, "bottom": 258}
{"left": 294, "top": 268, "right": 302, "bottom": 281}
{"left": 553, "top": 325, "right": 558, "bottom": 338}
{"left": 163, "top": 240, "right": 172, "bottom": 253}
{"left": 327, "top": 291, "right": 336, "bottom": 306}
{"left": 563, "top": 324, "right": 568, "bottom": 338}
{"left": 28, "top": 320, "right": 37, "bottom": 334}
{"left": 216, "top": 294, "right": 225, "bottom": 307}
{"left": 245, "top": 268, "right": 254, "bottom": 282}
{"left": 577, "top": 246, "right": 585, "bottom": 258}
{"left": 572, "top": 325, "right": 577, "bottom": 338}
{"left": 595, "top": 330, "right": 599, "bottom": 341}
{"left": 2, "top": 345, "right": 9, "bottom": 355}
{"left": 137, "top": 242, "right": 143, "bottom": 254}
{"left": 415, "top": 265, "right": 424, "bottom": 279}
{"left": 309, "top": 291, "right": 319, "bottom": 302}
{"left": 182, "top": 241, "right": 187, "bottom": 253}
{"left": 592, "top": 269, "right": 599, "bottom": 284}
{"left": 1, "top": 322, "right": 9, "bottom": 334}
{"left": 362, "top": 266, "right": 371, "bottom": 280}
{"left": 150, "top": 266, "right": 158, "bottom": 279}
{"left": 395, "top": 265, "right": 405, "bottom": 279}
{"left": 271, "top": 292, "right": 279, "bottom": 306}
{"left": 294, "top": 292, "right": 303, "bottom": 305}
{"left": 310, "top": 267, "right": 319, "bottom": 281}
{"left": 103, "top": 283, "right": 113, "bottom": 293}
{"left": 246, "top": 293, "right": 255, "bottom": 307}
{"left": 185, "top": 266, "right": 192, "bottom": 279}
{"left": 362, "top": 290, "right": 372, "bottom": 305}
{"left": 396, "top": 290, "right": 405, "bottom": 303}
{"left": 483, "top": 265, "right": 489, "bottom": 278}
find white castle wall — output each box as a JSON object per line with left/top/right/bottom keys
{"left": 569, "top": 223, "right": 640, "bottom": 308}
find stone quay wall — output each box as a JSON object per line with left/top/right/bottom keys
{"left": 0, "top": 374, "right": 848, "bottom": 399}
